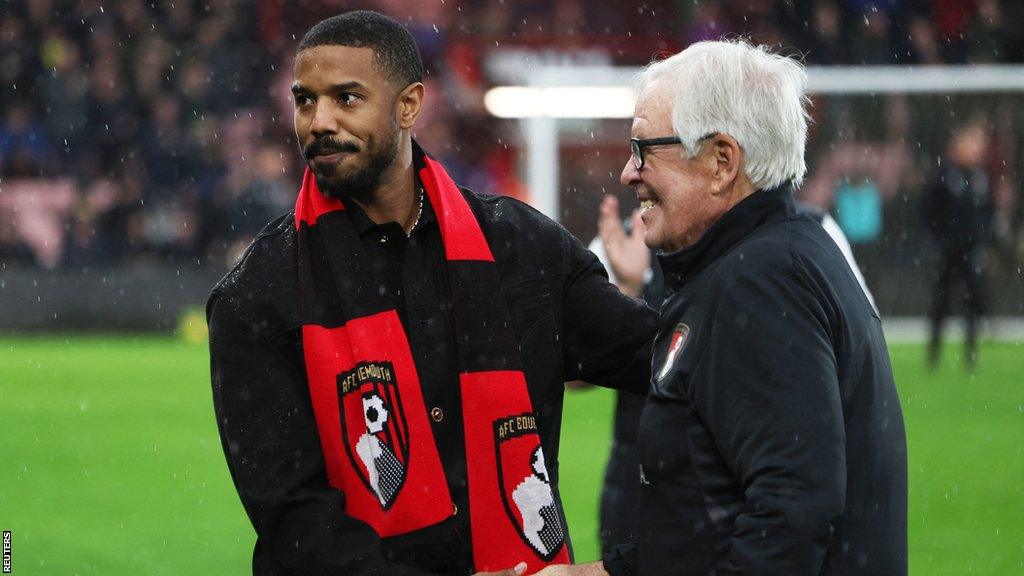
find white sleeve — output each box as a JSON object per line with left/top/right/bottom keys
{"left": 587, "top": 235, "right": 618, "bottom": 285}
{"left": 820, "top": 214, "right": 878, "bottom": 314}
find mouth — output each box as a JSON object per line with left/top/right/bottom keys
{"left": 638, "top": 192, "right": 659, "bottom": 213}
{"left": 311, "top": 151, "right": 348, "bottom": 164}
{"left": 304, "top": 139, "right": 361, "bottom": 164}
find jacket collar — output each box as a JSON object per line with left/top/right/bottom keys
{"left": 658, "top": 182, "right": 796, "bottom": 288}
{"left": 344, "top": 141, "right": 437, "bottom": 237}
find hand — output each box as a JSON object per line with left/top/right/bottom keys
{"left": 473, "top": 561, "right": 528, "bottom": 576}
{"left": 532, "top": 561, "right": 610, "bottom": 576}
{"left": 598, "top": 195, "right": 650, "bottom": 298}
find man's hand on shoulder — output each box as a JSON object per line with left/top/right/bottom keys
{"left": 531, "top": 561, "right": 610, "bottom": 576}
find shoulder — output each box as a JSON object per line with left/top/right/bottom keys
{"left": 213, "top": 212, "right": 295, "bottom": 293}
{"left": 459, "top": 187, "right": 583, "bottom": 286}
{"left": 209, "top": 212, "right": 299, "bottom": 334}
{"left": 712, "top": 213, "right": 840, "bottom": 297}
{"left": 462, "top": 187, "right": 568, "bottom": 243}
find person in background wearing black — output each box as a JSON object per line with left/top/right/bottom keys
{"left": 538, "top": 39, "right": 906, "bottom": 576}
{"left": 922, "top": 121, "right": 994, "bottom": 370}
{"left": 207, "top": 11, "right": 656, "bottom": 576}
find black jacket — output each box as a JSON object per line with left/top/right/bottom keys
{"left": 208, "top": 188, "right": 657, "bottom": 575}
{"left": 605, "top": 184, "right": 907, "bottom": 576}
{"left": 922, "top": 163, "right": 994, "bottom": 254}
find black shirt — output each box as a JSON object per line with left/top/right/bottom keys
{"left": 604, "top": 184, "right": 907, "bottom": 576}
{"left": 208, "top": 187, "right": 657, "bottom": 575}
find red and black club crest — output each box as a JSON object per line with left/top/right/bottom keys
{"left": 338, "top": 361, "right": 410, "bottom": 511}
{"left": 656, "top": 322, "right": 691, "bottom": 382}
{"left": 493, "top": 413, "right": 566, "bottom": 561}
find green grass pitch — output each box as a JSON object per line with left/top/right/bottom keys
{"left": 2, "top": 337, "right": 1022, "bottom": 574}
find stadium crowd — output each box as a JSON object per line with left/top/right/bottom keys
{"left": 1, "top": 0, "right": 1022, "bottom": 269}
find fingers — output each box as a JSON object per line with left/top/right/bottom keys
{"left": 599, "top": 193, "right": 619, "bottom": 216}
{"left": 598, "top": 195, "right": 625, "bottom": 245}
{"left": 629, "top": 208, "right": 645, "bottom": 239}
{"left": 476, "top": 561, "right": 528, "bottom": 576}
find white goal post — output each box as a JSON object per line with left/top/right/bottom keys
{"left": 484, "top": 65, "right": 1024, "bottom": 222}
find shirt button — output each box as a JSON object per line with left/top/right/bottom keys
{"left": 430, "top": 407, "right": 444, "bottom": 422}
{"left": 378, "top": 234, "right": 389, "bottom": 247}
{"left": 452, "top": 502, "right": 458, "bottom": 516}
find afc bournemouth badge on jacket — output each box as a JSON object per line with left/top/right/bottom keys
{"left": 337, "top": 361, "right": 410, "bottom": 510}
{"left": 656, "top": 322, "right": 691, "bottom": 381}
{"left": 494, "top": 413, "right": 566, "bottom": 561}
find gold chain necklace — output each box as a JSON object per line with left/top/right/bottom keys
{"left": 406, "top": 188, "right": 424, "bottom": 238}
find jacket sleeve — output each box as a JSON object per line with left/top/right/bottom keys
{"left": 558, "top": 231, "right": 658, "bottom": 394}
{"left": 601, "top": 542, "right": 639, "bottom": 576}
{"left": 207, "top": 290, "right": 437, "bottom": 576}
{"left": 695, "top": 272, "right": 846, "bottom": 575}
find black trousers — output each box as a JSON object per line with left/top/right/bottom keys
{"left": 599, "top": 439, "right": 641, "bottom": 555}
{"left": 929, "top": 245, "right": 988, "bottom": 363}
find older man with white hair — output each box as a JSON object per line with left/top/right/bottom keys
{"left": 538, "top": 40, "right": 907, "bottom": 576}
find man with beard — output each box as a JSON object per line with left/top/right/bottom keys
{"left": 538, "top": 40, "right": 906, "bottom": 576}
{"left": 207, "top": 11, "right": 656, "bottom": 576}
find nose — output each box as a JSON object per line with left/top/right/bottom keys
{"left": 310, "top": 100, "right": 340, "bottom": 138}
{"left": 620, "top": 156, "right": 641, "bottom": 188}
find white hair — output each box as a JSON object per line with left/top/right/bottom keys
{"left": 637, "top": 40, "right": 810, "bottom": 190}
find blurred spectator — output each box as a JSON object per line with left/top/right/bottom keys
{"left": 87, "top": 58, "right": 138, "bottom": 170}
{"left": 218, "top": 143, "right": 294, "bottom": 263}
{"left": 0, "top": 12, "right": 36, "bottom": 99}
{"left": 1, "top": 103, "right": 51, "bottom": 176}
{"left": 140, "top": 93, "right": 189, "bottom": 194}
{"left": 922, "top": 122, "right": 995, "bottom": 370}
{"left": 806, "top": 1, "right": 847, "bottom": 64}
{"left": 38, "top": 32, "right": 89, "bottom": 167}
{"left": 968, "top": 0, "right": 1006, "bottom": 63}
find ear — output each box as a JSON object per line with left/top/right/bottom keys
{"left": 396, "top": 82, "right": 424, "bottom": 130}
{"left": 707, "top": 133, "right": 742, "bottom": 195}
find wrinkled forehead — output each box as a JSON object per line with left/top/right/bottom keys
{"left": 631, "top": 80, "right": 674, "bottom": 136}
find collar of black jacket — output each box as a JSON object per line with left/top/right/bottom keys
{"left": 658, "top": 181, "right": 796, "bottom": 287}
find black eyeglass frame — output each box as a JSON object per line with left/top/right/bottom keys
{"left": 630, "top": 132, "right": 717, "bottom": 169}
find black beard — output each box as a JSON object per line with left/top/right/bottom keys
{"left": 306, "top": 132, "right": 400, "bottom": 204}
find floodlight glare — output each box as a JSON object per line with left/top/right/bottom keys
{"left": 484, "top": 86, "right": 635, "bottom": 119}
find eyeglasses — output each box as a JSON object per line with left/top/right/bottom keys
{"left": 629, "top": 133, "right": 717, "bottom": 170}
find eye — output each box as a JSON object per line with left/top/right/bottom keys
{"left": 338, "top": 92, "right": 360, "bottom": 106}
{"left": 294, "top": 94, "right": 314, "bottom": 108}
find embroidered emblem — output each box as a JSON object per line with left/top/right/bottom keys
{"left": 656, "top": 322, "right": 691, "bottom": 381}
{"left": 338, "top": 361, "right": 410, "bottom": 510}
{"left": 494, "top": 413, "right": 565, "bottom": 560}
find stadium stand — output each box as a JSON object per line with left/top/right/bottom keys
{"left": 1, "top": 0, "right": 1022, "bottom": 327}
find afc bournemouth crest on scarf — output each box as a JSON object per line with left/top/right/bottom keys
{"left": 338, "top": 361, "right": 410, "bottom": 510}
{"left": 494, "top": 413, "right": 565, "bottom": 561}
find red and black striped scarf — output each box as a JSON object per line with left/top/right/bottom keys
{"left": 295, "top": 144, "right": 570, "bottom": 572}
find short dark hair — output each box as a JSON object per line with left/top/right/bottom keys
{"left": 297, "top": 11, "right": 424, "bottom": 86}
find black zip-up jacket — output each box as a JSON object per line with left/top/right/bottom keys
{"left": 207, "top": 188, "right": 657, "bottom": 575}
{"left": 604, "top": 184, "right": 907, "bottom": 576}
